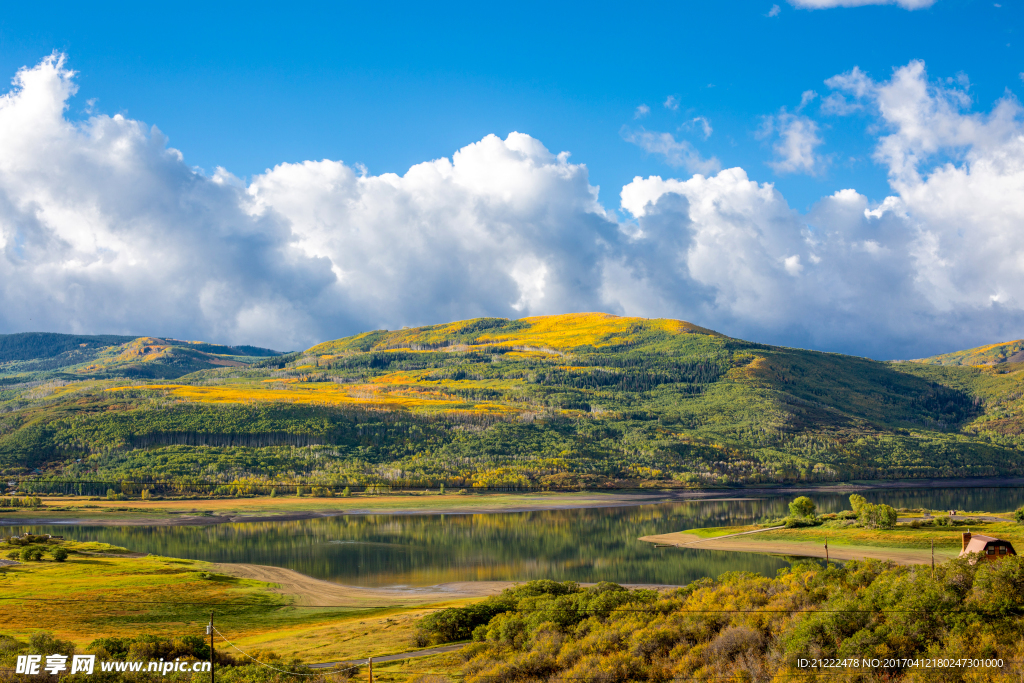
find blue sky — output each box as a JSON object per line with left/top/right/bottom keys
{"left": 0, "top": 1, "right": 1023, "bottom": 358}
{"left": 3, "top": 0, "right": 1017, "bottom": 209}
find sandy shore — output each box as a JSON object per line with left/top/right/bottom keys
{"left": 212, "top": 562, "right": 680, "bottom": 607}
{"left": 639, "top": 531, "right": 960, "bottom": 565}
{"left": 210, "top": 563, "right": 513, "bottom": 607}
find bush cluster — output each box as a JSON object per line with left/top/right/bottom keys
{"left": 438, "top": 556, "right": 1024, "bottom": 683}
{"left": 0, "top": 632, "right": 326, "bottom": 682}
{"left": 0, "top": 496, "right": 42, "bottom": 507}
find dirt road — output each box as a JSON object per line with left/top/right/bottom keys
{"left": 309, "top": 643, "right": 468, "bottom": 669}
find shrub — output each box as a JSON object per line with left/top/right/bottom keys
{"left": 849, "top": 494, "right": 867, "bottom": 513}
{"left": 29, "top": 633, "right": 75, "bottom": 657}
{"left": 416, "top": 605, "right": 504, "bottom": 646}
{"left": 20, "top": 547, "right": 44, "bottom": 562}
{"left": 51, "top": 547, "right": 68, "bottom": 562}
{"left": 788, "top": 496, "right": 816, "bottom": 519}
{"left": 1014, "top": 507, "right": 1024, "bottom": 524}
{"left": 784, "top": 516, "right": 820, "bottom": 528}
{"left": 341, "top": 486, "right": 351, "bottom": 497}
{"left": 858, "top": 503, "right": 898, "bottom": 529}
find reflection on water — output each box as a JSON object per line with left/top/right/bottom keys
{"left": 10, "top": 487, "right": 1024, "bottom": 588}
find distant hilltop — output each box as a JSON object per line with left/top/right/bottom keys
{"left": 912, "top": 339, "right": 1024, "bottom": 367}
{"left": 307, "top": 312, "right": 720, "bottom": 356}
{"left": 2, "top": 312, "right": 1024, "bottom": 489}
{"left": 0, "top": 332, "right": 282, "bottom": 380}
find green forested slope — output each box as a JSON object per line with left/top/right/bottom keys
{"left": 1, "top": 313, "right": 1023, "bottom": 491}
{"left": 0, "top": 333, "right": 281, "bottom": 381}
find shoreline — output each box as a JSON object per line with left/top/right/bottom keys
{"left": 639, "top": 530, "right": 962, "bottom": 565}
{"left": 3, "top": 476, "right": 1023, "bottom": 527}
{"left": 210, "top": 562, "right": 681, "bottom": 606}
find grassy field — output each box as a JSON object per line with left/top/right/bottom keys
{"left": 753, "top": 519, "right": 1023, "bottom": 549}
{"left": 0, "top": 536, "right": 478, "bottom": 666}
{"left": 641, "top": 517, "right": 1024, "bottom": 565}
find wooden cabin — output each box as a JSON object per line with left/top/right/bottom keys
{"left": 958, "top": 531, "right": 1016, "bottom": 563}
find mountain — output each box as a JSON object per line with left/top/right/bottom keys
{"left": 1, "top": 313, "right": 1022, "bottom": 490}
{"left": 0, "top": 332, "right": 282, "bottom": 380}
{"left": 913, "top": 339, "right": 1024, "bottom": 367}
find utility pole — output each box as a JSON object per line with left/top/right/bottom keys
{"left": 208, "top": 612, "right": 214, "bottom": 683}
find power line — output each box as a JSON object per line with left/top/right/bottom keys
{"left": 0, "top": 595, "right": 1020, "bottom": 615}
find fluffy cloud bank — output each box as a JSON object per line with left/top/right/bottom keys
{"left": 611, "top": 60, "right": 1024, "bottom": 358}
{"left": 0, "top": 54, "right": 614, "bottom": 351}
{"left": 1, "top": 54, "right": 1022, "bottom": 358}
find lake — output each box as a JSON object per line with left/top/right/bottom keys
{"left": 7, "top": 486, "right": 1024, "bottom": 587}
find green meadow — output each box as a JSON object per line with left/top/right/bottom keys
{"left": 0, "top": 535, "right": 469, "bottom": 666}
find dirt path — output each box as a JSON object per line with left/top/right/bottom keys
{"left": 310, "top": 643, "right": 467, "bottom": 669}
{"left": 210, "top": 563, "right": 513, "bottom": 607}
{"left": 639, "top": 531, "right": 959, "bottom": 565}
{"left": 647, "top": 526, "right": 785, "bottom": 547}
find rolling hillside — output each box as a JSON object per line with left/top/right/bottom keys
{"left": 0, "top": 332, "right": 281, "bottom": 380}
{"left": 1, "top": 314, "right": 1023, "bottom": 493}
{"left": 912, "top": 339, "right": 1024, "bottom": 367}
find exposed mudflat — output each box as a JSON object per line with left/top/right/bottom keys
{"left": 639, "top": 531, "right": 960, "bottom": 565}
{"left": 212, "top": 562, "right": 679, "bottom": 607}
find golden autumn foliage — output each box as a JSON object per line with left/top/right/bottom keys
{"left": 107, "top": 383, "right": 515, "bottom": 415}
{"left": 434, "top": 557, "right": 1024, "bottom": 683}
{"left": 308, "top": 312, "right": 719, "bottom": 356}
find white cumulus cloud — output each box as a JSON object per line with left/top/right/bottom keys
{"left": 2, "top": 54, "right": 1024, "bottom": 361}
{"left": 759, "top": 111, "right": 825, "bottom": 175}
{"left": 0, "top": 54, "right": 615, "bottom": 350}
{"left": 610, "top": 60, "right": 1024, "bottom": 357}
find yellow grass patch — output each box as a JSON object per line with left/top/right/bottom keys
{"left": 476, "top": 313, "right": 718, "bottom": 350}
{"left": 307, "top": 313, "right": 720, "bottom": 357}
{"left": 107, "top": 382, "right": 514, "bottom": 415}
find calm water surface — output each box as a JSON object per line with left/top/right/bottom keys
{"left": 9, "top": 487, "right": 1024, "bottom": 587}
